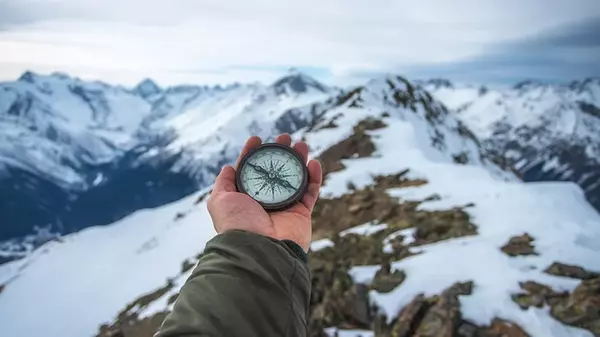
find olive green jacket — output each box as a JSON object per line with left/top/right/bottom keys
{"left": 156, "top": 230, "right": 311, "bottom": 337}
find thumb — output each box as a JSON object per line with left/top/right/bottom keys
{"left": 213, "top": 165, "right": 237, "bottom": 193}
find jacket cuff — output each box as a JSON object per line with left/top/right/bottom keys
{"left": 282, "top": 240, "right": 308, "bottom": 264}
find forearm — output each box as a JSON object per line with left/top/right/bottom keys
{"left": 156, "top": 230, "right": 311, "bottom": 337}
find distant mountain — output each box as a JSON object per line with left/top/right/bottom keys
{"left": 422, "top": 78, "right": 600, "bottom": 213}
{"left": 0, "top": 71, "right": 335, "bottom": 249}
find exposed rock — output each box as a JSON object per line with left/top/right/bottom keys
{"left": 500, "top": 233, "right": 537, "bottom": 257}
{"left": 511, "top": 277, "right": 599, "bottom": 336}
{"left": 551, "top": 278, "right": 600, "bottom": 336}
{"left": 336, "top": 87, "right": 364, "bottom": 108}
{"left": 312, "top": 169, "right": 474, "bottom": 247}
{"left": 167, "top": 293, "right": 179, "bottom": 305}
{"left": 377, "top": 282, "right": 473, "bottom": 337}
{"left": 173, "top": 212, "right": 186, "bottom": 221}
{"left": 412, "top": 207, "right": 477, "bottom": 246}
{"left": 96, "top": 281, "right": 173, "bottom": 337}
{"left": 373, "top": 169, "right": 428, "bottom": 190}
{"left": 544, "top": 262, "right": 600, "bottom": 280}
{"left": 487, "top": 319, "right": 530, "bottom": 337}
{"left": 194, "top": 189, "right": 211, "bottom": 204}
{"left": 387, "top": 294, "right": 430, "bottom": 337}
{"left": 316, "top": 118, "right": 386, "bottom": 179}
{"left": 511, "top": 281, "right": 567, "bottom": 310}
{"left": 453, "top": 152, "right": 469, "bottom": 164}
{"left": 0, "top": 284, "right": 4, "bottom": 295}
{"left": 371, "top": 262, "right": 406, "bottom": 293}
{"left": 458, "top": 319, "right": 530, "bottom": 337}
{"left": 98, "top": 313, "right": 168, "bottom": 337}
{"left": 180, "top": 259, "right": 195, "bottom": 273}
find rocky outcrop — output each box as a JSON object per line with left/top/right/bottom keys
{"left": 551, "top": 278, "right": 600, "bottom": 336}
{"left": 375, "top": 281, "right": 529, "bottom": 337}
{"left": 511, "top": 281, "right": 567, "bottom": 309}
{"left": 97, "top": 281, "right": 173, "bottom": 337}
{"left": 544, "top": 262, "right": 600, "bottom": 280}
{"left": 512, "top": 270, "right": 600, "bottom": 336}
{"left": 371, "top": 262, "right": 406, "bottom": 293}
{"left": 316, "top": 117, "right": 386, "bottom": 179}
{"left": 500, "top": 233, "right": 537, "bottom": 257}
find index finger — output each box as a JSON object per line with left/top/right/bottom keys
{"left": 235, "top": 136, "right": 262, "bottom": 169}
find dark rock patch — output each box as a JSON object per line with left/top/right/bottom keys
{"left": 371, "top": 262, "right": 406, "bottom": 293}
{"left": 316, "top": 117, "right": 386, "bottom": 179}
{"left": 500, "top": 233, "right": 537, "bottom": 257}
{"left": 544, "top": 262, "right": 600, "bottom": 280}
{"left": 551, "top": 278, "right": 600, "bottom": 336}
{"left": 511, "top": 276, "right": 600, "bottom": 336}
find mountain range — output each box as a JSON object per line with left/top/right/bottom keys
{"left": 0, "top": 69, "right": 334, "bottom": 258}
{"left": 422, "top": 78, "right": 600, "bottom": 213}
{"left": 0, "top": 71, "right": 599, "bottom": 337}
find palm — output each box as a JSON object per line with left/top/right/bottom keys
{"left": 207, "top": 134, "right": 321, "bottom": 251}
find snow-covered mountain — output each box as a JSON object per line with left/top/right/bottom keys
{"left": 0, "top": 70, "right": 334, "bottom": 247}
{"left": 1, "top": 75, "right": 599, "bottom": 337}
{"left": 422, "top": 78, "right": 600, "bottom": 213}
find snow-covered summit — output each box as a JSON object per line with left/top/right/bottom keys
{"left": 134, "top": 79, "right": 162, "bottom": 99}
{"left": 271, "top": 69, "right": 331, "bottom": 96}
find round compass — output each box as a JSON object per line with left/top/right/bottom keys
{"left": 236, "top": 143, "right": 308, "bottom": 211}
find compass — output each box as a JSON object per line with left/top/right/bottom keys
{"left": 235, "top": 143, "right": 308, "bottom": 211}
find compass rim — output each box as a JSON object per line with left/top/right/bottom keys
{"left": 235, "top": 143, "right": 309, "bottom": 212}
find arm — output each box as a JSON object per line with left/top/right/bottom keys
{"left": 157, "top": 134, "right": 321, "bottom": 337}
{"left": 156, "top": 230, "right": 310, "bottom": 337}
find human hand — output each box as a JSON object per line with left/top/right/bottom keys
{"left": 207, "top": 134, "right": 322, "bottom": 251}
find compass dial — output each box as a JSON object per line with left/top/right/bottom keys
{"left": 236, "top": 144, "right": 308, "bottom": 210}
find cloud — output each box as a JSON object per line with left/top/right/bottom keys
{"left": 0, "top": 0, "right": 598, "bottom": 86}
{"left": 401, "top": 18, "right": 600, "bottom": 84}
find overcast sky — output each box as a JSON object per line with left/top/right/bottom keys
{"left": 1, "top": 0, "right": 599, "bottom": 86}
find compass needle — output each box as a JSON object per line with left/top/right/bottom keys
{"left": 236, "top": 143, "right": 308, "bottom": 211}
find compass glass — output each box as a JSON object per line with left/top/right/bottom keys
{"left": 239, "top": 146, "right": 305, "bottom": 205}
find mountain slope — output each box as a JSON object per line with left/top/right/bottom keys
{"left": 422, "top": 78, "right": 600, "bottom": 213}
{"left": 0, "top": 71, "right": 334, "bottom": 245}
{"left": 1, "top": 76, "right": 599, "bottom": 337}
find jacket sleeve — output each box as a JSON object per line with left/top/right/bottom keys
{"left": 155, "top": 230, "right": 311, "bottom": 337}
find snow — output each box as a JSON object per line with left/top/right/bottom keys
{"left": 324, "top": 327, "right": 374, "bottom": 337}
{"left": 310, "top": 238, "right": 335, "bottom": 252}
{"left": 0, "top": 192, "right": 216, "bottom": 337}
{"left": 382, "top": 228, "right": 415, "bottom": 253}
{"left": 339, "top": 222, "right": 388, "bottom": 237}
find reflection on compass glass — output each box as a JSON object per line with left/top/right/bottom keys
{"left": 238, "top": 145, "right": 306, "bottom": 207}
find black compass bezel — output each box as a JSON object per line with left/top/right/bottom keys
{"left": 235, "top": 143, "right": 309, "bottom": 212}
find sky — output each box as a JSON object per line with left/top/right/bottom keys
{"left": 0, "top": 0, "right": 599, "bottom": 87}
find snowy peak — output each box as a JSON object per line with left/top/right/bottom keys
{"left": 134, "top": 79, "right": 162, "bottom": 99}
{"left": 271, "top": 69, "right": 330, "bottom": 96}
{"left": 420, "top": 78, "right": 454, "bottom": 89}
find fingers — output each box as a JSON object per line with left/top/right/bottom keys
{"left": 302, "top": 159, "right": 323, "bottom": 210}
{"left": 212, "top": 165, "right": 237, "bottom": 193}
{"left": 235, "top": 136, "right": 262, "bottom": 169}
{"left": 276, "top": 134, "right": 292, "bottom": 146}
{"left": 293, "top": 141, "right": 309, "bottom": 163}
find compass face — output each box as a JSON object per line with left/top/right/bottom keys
{"left": 236, "top": 144, "right": 307, "bottom": 210}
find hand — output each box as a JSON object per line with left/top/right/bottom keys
{"left": 207, "top": 134, "right": 322, "bottom": 251}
